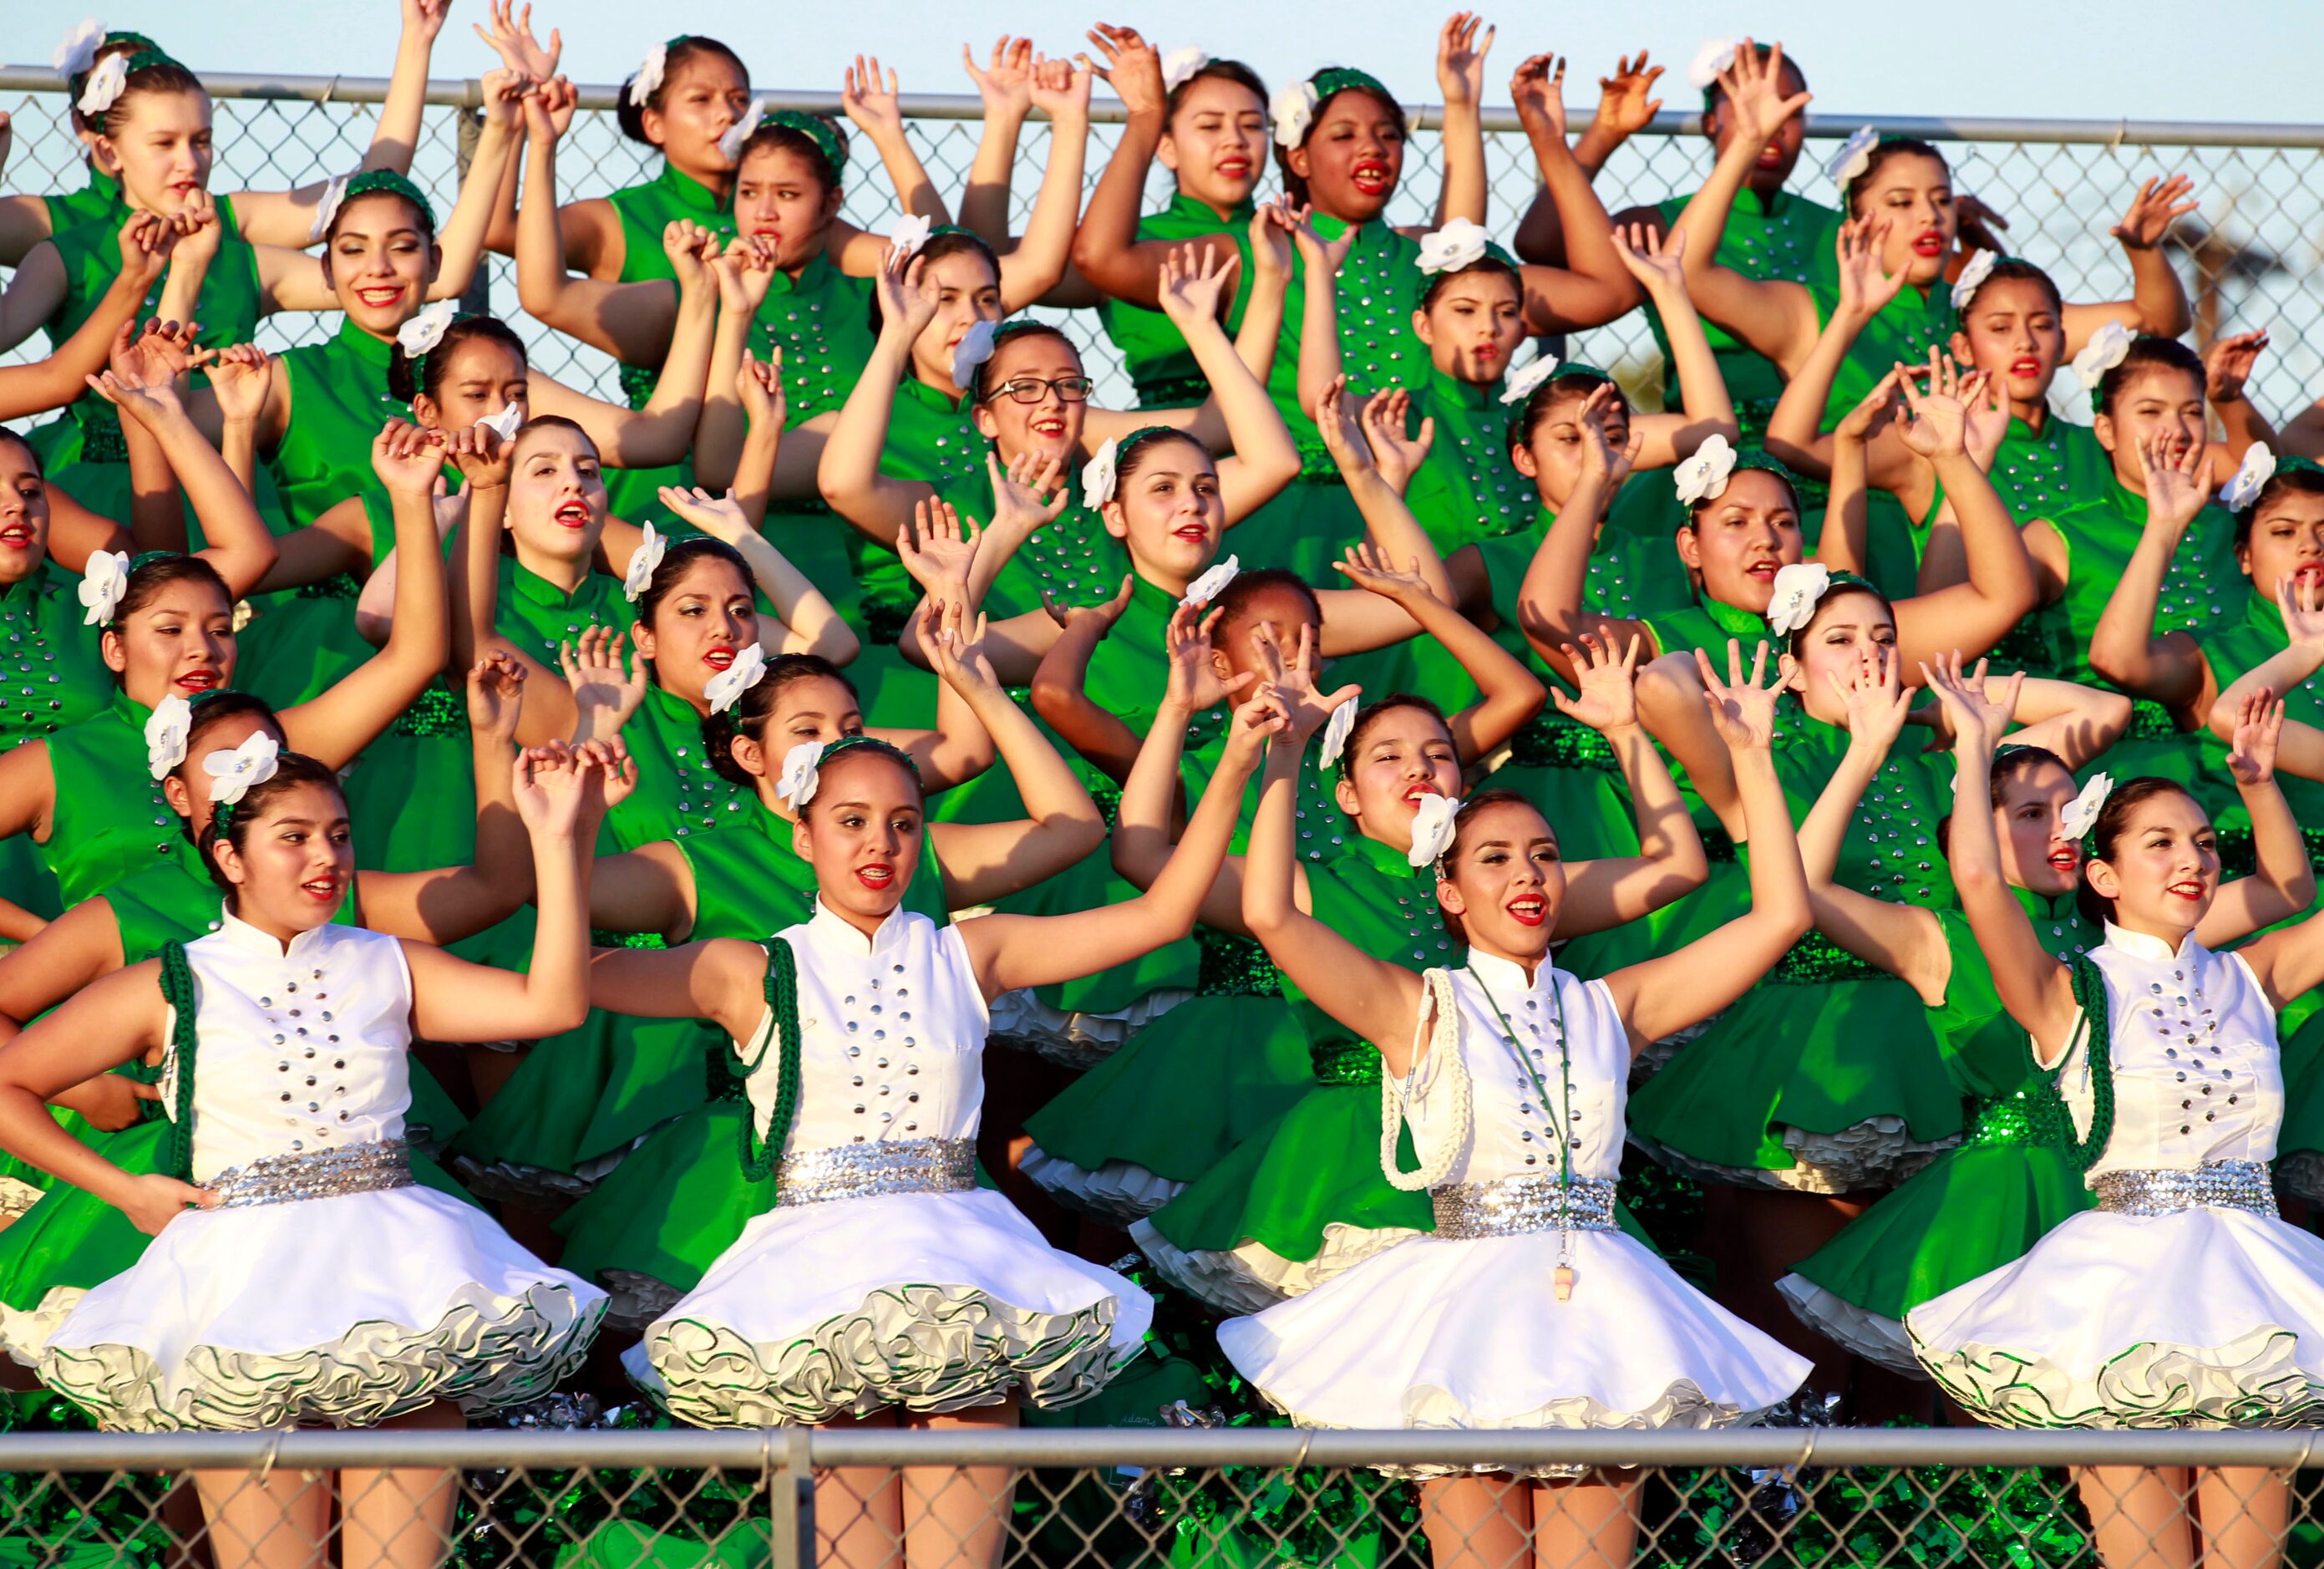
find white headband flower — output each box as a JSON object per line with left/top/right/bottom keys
{"left": 2071, "top": 319, "right": 2133, "bottom": 391}
{"left": 1949, "top": 248, "right": 1997, "bottom": 312}
{"left": 1270, "top": 81, "right": 1318, "bottom": 150}
{"left": 1160, "top": 48, "right": 1210, "bottom": 92}
{"left": 950, "top": 319, "right": 997, "bottom": 391}
{"left": 889, "top": 213, "right": 933, "bottom": 262}
{"left": 1181, "top": 554, "right": 1240, "bottom": 608}
{"left": 2060, "top": 771, "right": 2113, "bottom": 840}
{"left": 1765, "top": 561, "right": 1832, "bottom": 637}
{"left": 475, "top": 401, "right": 525, "bottom": 442}
{"left": 1824, "top": 125, "right": 1879, "bottom": 186}
{"left": 77, "top": 53, "right": 129, "bottom": 117}
{"left": 307, "top": 171, "right": 352, "bottom": 246}
{"left": 718, "top": 97, "right": 769, "bottom": 163}
{"left": 78, "top": 550, "right": 129, "bottom": 627}
{"left": 629, "top": 42, "right": 667, "bottom": 108}
{"left": 1497, "top": 352, "right": 1556, "bottom": 408}
{"left": 395, "top": 299, "right": 456, "bottom": 360}
{"left": 203, "top": 732, "right": 281, "bottom": 808}
{"left": 1408, "top": 790, "right": 1459, "bottom": 871}
{"left": 54, "top": 19, "right": 105, "bottom": 80}
{"left": 774, "top": 740, "right": 822, "bottom": 808}
{"left": 145, "top": 693, "right": 190, "bottom": 781}
{"left": 1317, "top": 692, "right": 1357, "bottom": 771}
{"left": 622, "top": 522, "right": 667, "bottom": 603}
{"left": 1685, "top": 37, "right": 1737, "bottom": 90}
{"left": 1672, "top": 433, "right": 1738, "bottom": 505}
{"left": 1417, "top": 217, "right": 1490, "bottom": 276}
{"left": 2221, "top": 442, "right": 2275, "bottom": 513}
{"left": 704, "top": 642, "right": 768, "bottom": 713}
{"left": 1082, "top": 437, "right": 1120, "bottom": 510}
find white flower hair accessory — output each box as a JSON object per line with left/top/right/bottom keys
{"left": 2071, "top": 318, "right": 2134, "bottom": 392}
{"left": 1765, "top": 561, "right": 1833, "bottom": 637}
{"left": 2221, "top": 441, "right": 2275, "bottom": 513}
{"left": 476, "top": 401, "right": 525, "bottom": 442}
{"left": 774, "top": 741, "right": 822, "bottom": 808}
{"left": 950, "top": 319, "right": 997, "bottom": 391}
{"left": 1081, "top": 437, "right": 1120, "bottom": 510}
{"left": 145, "top": 693, "right": 190, "bottom": 780}
{"left": 1824, "top": 125, "right": 1879, "bottom": 187}
{"left": 622, "top": 522, "right": 667, "bottom": 603}
{"left": 718, "top": 97, "right": 769, "bottom": 163}
{"left": 1672, "top": 433, "right": 1738, "bottom": 506}
{"left": 704, "top": 642, "right": 768, "bottom": 714}
{"left": 77, "top": 550, "right": 129, "bottom": 627}
{"left": 77, "top": 52, "right": 129, "bottom": 117}
{"left": 1181, "top": 554, "right": 1240, "bottom": 608}
{"left": 1685, "top": 37, "right": 1737, "bottom": 90}
{"left": 203, "top": 732, "right": 281, "bottom": 808}
{"left": 889, "top": 213, "right": 933, "bottom": 262}
{"left": 2060, "top": 770, "right": 2113, "bottom": 840}
{"left": 1408, "top": 790, "right": 1459, "bottom": 871}
{"left": 1161, "top": 48, "right": 1210, "bottom": 92}
{"left": 1417, "top": 217, "right": 1490, "bottom": 276}
{"left": 1317, "top": 692, "right": 1357, "bottom": 771}
{"left": 307, "top": 171, "right": 351, "bottom": 246}
{"left": 1949, "top": 248, "right": 1997, "bottom": 311}
{"left": 395, "top": 299, "right": 456, "bottom": 360}
{"left": 628, "top": 41, "right": 667, "bottom": 108}
{"left": 54, "top": 19, "right": 105, "bottom": 80}
{"left": 1271, "top": 81, "right": 1318, "bottom": 150}
{"left": 1497, "top": 352, "right": 1557, "bottom": 408}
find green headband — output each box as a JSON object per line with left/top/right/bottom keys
{"left": 1551, "top": 360, "right": 1614, "bottom": 384}
{"left": 1116, "top": 424, "right": 1194, "bottom": 469}
{"left": 818, "top": 734, "right": 921, "bottom": 780}
{"left": 1310, "top": 66, "right": 1394, "bottom": 108}
{"left": 337, "top": 169, "right": 437, "bottom": 233}
{"left": 757, "top": 110, "right": 845, "bottom": 177}
{"left": 127, "top": 549, "right": 184, "bottom": 575}
{"left": 1733, "top": 447, "right": 1804, "bottom": 490}
{"left": 119, "top": 48, "right": 176, "bottom": 76}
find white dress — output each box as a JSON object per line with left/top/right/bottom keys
{"left": 1910, "top": 923, "right": 2324, "bottom": 1428}
{"left": 628, "top": 904, "right": 1154, "bottom": 1427}
{"left": 1215, "top": 956, "right": 1810, "bottom": 1477}
{"left": 26, "top": 917, "right": 604, "bottom": 1432}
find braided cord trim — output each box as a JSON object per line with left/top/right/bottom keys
{"left": 156, "top": 941, "right": 200, "bottom": 1181}
{"left": 2063, "top": 955, "right": 2118, "bottom": 1174}
{"left": 1381, "top": 968, "right": 1468, "bottom": 1191}
{"left": 737, "top": 937, "right": 804, "bottom": 1188}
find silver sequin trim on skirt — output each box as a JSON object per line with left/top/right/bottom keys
{"left": 2092, "top": 1160, "right": 2279, "bottom": 1220}
{"left": 1429, "top": 1173, "right": 1620, "bottom": 1241}
{"left": 206, "top": 1137, "right": 415, "bottom": 1209}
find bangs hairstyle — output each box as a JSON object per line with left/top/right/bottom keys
{"left": 1954, "top": 256, "right": 2063, "bottom": 319}
{"left": 700, "top": 653, "right": 859, "bottom": 789}
{"left": 1419, "top": 254, "right": 1520, "bottom": 313}
{"left": 2095, "top": 337, "right": 2205, "bottom": 422}
{"left": 971, "top": 322, "right": 1078, "bottom": 403}
{"left": 636, "top": 536, "right": 753, "bottom": 626}
{"left": 1506, "top": 365, "right": 1623, "bottom": 455}
{"left": 1935, "top": 744, "right": 2069, "bottom": 858}
{"left": 1210, "top": 567, "right": 1324, "bottom": 638}
{"left": 1433, "top": 786, "right": 1547, "bottom": 945}
{"left": 1337, "top": 693, "right": 1451, "bottom": 779}
{"left": 1844, "top": 137, "right": 1949, "bottom": 217}
{"left": 1276, "top": 76, "right": 1408, "bottom": 207}
{"left": 2076, "top": 776, "right": 2205, "bottom": 929}
{"left": 2235, "top": 464, "right": 2324, "bottom": 550}
{"left": 616, "top": 36, "right": 749, "bottom": 144}
{"left": 198, "top": 751, "right": 348, "bottom": 899}
{"left": 388, "top": 313, "right": 526, "bottom": 406}
{"left": 869, "top": 230, "right": 1001, "bottom": 338}
{"left": 75, "top": 45, "right": 205, "bottom": 139}
{"left": 1165, "top": 59, "right": 1270, "bottom": 130}
{"left": 739, "top": 114, "right": 849, "bottom": 195}
{"left": 0, "top": 427, "right": 43, "bottom": 480}
{"left": 112, "top": 554, "right": 231, "bottom": 633}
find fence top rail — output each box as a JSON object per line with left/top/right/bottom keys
{"left": 0, "top": 1425, "right": 2317, "bottom": 1473}
{"left": 1, "top": 66, "right": 2319, "bottom": 148}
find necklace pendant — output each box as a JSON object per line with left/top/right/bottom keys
{"left": 1553, "top": 1263, "right": 1575, "bottom": 1302}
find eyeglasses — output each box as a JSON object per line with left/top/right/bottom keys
{"left": 985, "top": 375, "right": 1095, "bottom": 404}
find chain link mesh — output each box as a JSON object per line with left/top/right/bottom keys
{"left": 3, "top": 82, "right": 2319, "bottom": 425}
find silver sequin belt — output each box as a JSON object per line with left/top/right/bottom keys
{"left": 2093, "top": 1160, "right": 2278, "bottom": 1219}
{"left": 775, "top": 1136, "right": 976, "bottom": 1207}
{"left": 1430, "top": 1173, "right": 1620, "bottom": 1240}
{"left": 206, "top": 1137, "right": 414, "bottom": 1209}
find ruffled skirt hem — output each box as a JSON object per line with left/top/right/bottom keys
{"left": 1267, "top": 1385, "right": 1784, "bottom": 1480}
{"left": 987, "top": 988, "right": 1191, "bottom": 1070}
{"left": 1018, "top": 1149, "right": 1182, "bottom": 1226}
{"left": 1773, "top": 1274, "right": 1918, "bottom": 1378}
{"left": 1636, "top": 1118, "right": 1953, "bottom": 1195}
{"left": 1911, "top": 1327, "right": 2324, "bottom": 1430}
{"left": 1129, "top": 1218, "right": 1423, "bottom": 1315}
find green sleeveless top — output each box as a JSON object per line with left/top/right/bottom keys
{"left": 1271, "top": 214, "right": 1424, "bottom": 476}
{"left": 933, "top": 465, "right": 1133, "bottom": 622}
{"left": 848, "top": 376, "right": 987, "bottom": 624}
{"left": 0, "top": 573, "right": 116, "bottom": 746}
{"left": 493, "top": 554, "right": 631, "bottom": 665}
{"left": 1099, "top": 192, "right": 1257, "bottom": 409}
{"left": 1778, "top": 713, "right": 1956, "bottom": 911}
{"left": 42, "top": 168, "right": 125, "bottom": 236}
{"left": 1290, "top": 830, "right": 1458, "bottom": 1046}
{"left": 1472, "top": 501, "right": 1696, "bottom": 656}
{"left": 1642, "top": 592, "right": 1772, "bottom": 663}
{"left": 268, "top": 319, "right": 410, "bottom": 530}
{"left": 1931, "top": 892, "right": 2096, "bottom": 1100}
{"left": 607, "top": 163, "right": 738, "bottom": 403}
{"left": 40, "top": 690, "right": 188, "bottom": 906}
{"left": 1927, "top": 412, "right": 2113, "bottom": 530}
{"left": 2195, "top": 589, "right": 2324, "bottom": 835}
{"left": 2019, "top": 473, "right": 2244, "bottom": 685}
{"left": 603, "top": 680, "right": 749, "bottom": 851}
{"left": 744, "top": 251, "right": 877, "bottom": 424}
{"left": 1807, "top": 263, "right": 1960, "bottom": 423}
{"left": 1652, "top": 188, "right": 1839, "bottom": 438}
{"left": 1401, "top": 367, "right": 1531, "bottom": 553}
{"left": 676, "top": 797, "right": 949, "bottom": 940}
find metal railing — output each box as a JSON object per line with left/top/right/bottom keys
{"left": 3, "top": 67, "right": 2320, "bottom": 426}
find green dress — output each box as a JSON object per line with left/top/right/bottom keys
{"left": 1779, "top": 896, "right": 2099, "bottom": 1372}
{"left": 747, "top": 253, "right": 878, "bottom": 616}
{"left": 1652, "top": 188, "right": 1839, "bottom": 439}
{"left": 0, "top": 574, "right": 116, "bottom": 922}
{"left": 1627, "top": 713, "right": 1967, "bottom": 1191}
{"left": 36, "top": 692, "right": 187, "bottom": 908}
{"left": 602, "top": 163, "right": 738, "bottom": 523}
{"left": 1929, "top": 413, "right": 2113, "bottom": 536}
{"left": 1398, "top": 368, "right": 1534, "bottom": 556}
{"left": 934, "top": 466, "right": 1133, "bottom": 623}
{"left": 551, "top": 804, "right": 949, "bottom": 1326}
{"left": 40, "top": 168, "right": 124, "bottom": 236}
{"left": 1100, "top": 192, "right": 1257, "bottom": 408}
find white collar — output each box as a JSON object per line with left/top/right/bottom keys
{"left": 216, "top": 909, "right": 332, "bottom": 961}
{"left": 1464, "top": 947, "right": 1551, "bottom": 1000}
{"left": 2103, "top": 920, "right": 2200, "bottom": 964}
{"left": 805, "top": 897, "right": 916, "bottom": 957}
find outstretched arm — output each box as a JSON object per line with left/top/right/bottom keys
{"left": 2195, "top": 693, "right": 2314, "bottom": 944}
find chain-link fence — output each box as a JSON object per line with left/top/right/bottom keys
{"left": 7, "top": 1423, "right": 2324, "bottom": 1568}
{"left": 3, "top": 68, "right": 2321, "bottom": 426}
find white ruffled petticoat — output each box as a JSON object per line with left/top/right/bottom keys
{"left": 629, "top": 1188, "right": 1152, "bottom": 1427}
{"left": 987, "top": 988, "right": 1191, "bottom": 1070}
{"left": 1129, "top": 1216, "right": 1423, "bottom": 1316}
{"left": 31, "top": 1186, "right": 603, "bottom": 1432}
{"left": 1640, "top": 1116, "right": 1954, "bottom": 1196}
{"left": 1018, "top": 1147, "right": 1183, "bottom": 1225}
{"left": 1909, "top": 1204, "right": 2324, "bottom": 1428}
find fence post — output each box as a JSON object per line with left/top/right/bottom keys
{"left": 769, "top": 1426, "right": 815, "bottom": 1569}
{"left": 452, "top": 104, "right": 491, "bottom": 318}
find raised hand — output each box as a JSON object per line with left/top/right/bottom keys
{"left": 1359, "top": 388, "right": 1435, "bottom": 491}
{"left": 369, "top": 418, "right": 448, "bottom": 496}
{"left": 206, "top": 343, "right": 272, "bottom": 427}
{"left": 2226, "top": 688, "right": 2286, "bottom": 785}
{"left": 1312, "top": 377, "right": 1377, "bottom": 478}
{"left": 1834, "top": 214, "right": 1905, "bottom": 322}
{"left": 1249, "top": 198, "right": 1300, "bottom": 286}
{"left": 962, "top": 36, "right": 1036, "bottom": 119}
{"left": 656, "top": 485, "right": 754, "bottom": 543}
{"left": 1222, "top": 679, "right": 1292, "bottom": 767}
{"left": 1082, "top": 23, "right": 1165, "bottom": 118}
{"left": 556, "top": 625, "right": 649, "bottom": 738}
{"left": 1550, "top": 630, "right": 1644, "bottom": 732}
{"left": 1163, "top": 601, "right": 1240, "bottom": 713}
{"left": 109, "top": 317, "right": 202, "bottom": 390}
{"left": 1894, "top": 350, "right": 1985, "bottom": 462}
{"left": 1825, "top": 642, "right": 1912, "bottom": 753}
{"left": 736, "top": 347, "right": 787, "bottom": 429}
{"left": 1249, "top": 620, "right": 1360, "bottom": 743}
{"left": 1919, "top": 649, "right": 2021, "bottom": 757}
{"left": 2204, "top": 330, "right": 2270, "bottom": 404}
{"left": 1714, "top": 38, "right": 1810, "bottom": 152}
{"left": 1954, "top": 193, "right": 2012, "bottom": 256}
{"left": 1610, "top": 220, "right": 1687, "bottom": 298}
{"left": 897, "top": 496, "right": 982, "bottom": 600}
{"left": 1154, "top": 241, "right": 1241, "bottom": 328}
{"left": 1574, "top": 381, "right": 1640, "bottom": 493}
{"left": 1043, "top": 574, "right": 1135, "bottom": 635}
{"left": 842, "top": 54, "right": 907, "bottom": 140}
{"left": 2276, "top": 572, "right": 2324, "bottom": 652}
{"left": 715, "top": 234, "right": 781, "bottom": 315}
{"left": 1436, "top": 11, "right": 1496, "bottom": 110}
{"left": 663, "top": 219, "right": 721, "bottom": 293}
{"left": 987, "top": 449, "right": 1068, "bottom": 541}
{"left": 575, "top": 735, "right": 640, "bottom": 817}
{"left": 400, "top": 0, "right": 452, "bottom": 46}
{"left": 920, "top": 595, "right": 1002, "bottom": 698}
{"left": 473, "top": 0, "right": 562, "bottom": 79}
{"left": 1835, "top": 366, "right": 1905, "bottom": 449}
{"left": 1693, "top": 638, "right": 1791, "bottom": 752}
{"left": 514, "top": 741, "right": 594, "bottom": 839}
{"left": 1286, "top": 201, "right": 1357, "bottom": 275}
{"left": 874, "top": 244, "right": 941, "bottom": 346}
{"left": 1508, "top": 53, "right": 1569, "bottom": 141}
{"left": 2135, "top": 425, "right": 2209, "bottom": 536}
{"left": 2112, "top": 175, "right": 2199, "bottom": 251}
{"left": 442, "top": 423, "right": 512, "bottom": 489}
{"left": 479, "top": 66, "right": 530, "bottom": 138}
{"left": 168, "top": 188, "right": 225, "bottom": 271}
{"left": 1590, "top": 49, "right": 1664, "bottom": 140}
{"left": 1961, "top": 365, "right": 2011, "bottom": 465}
{"left": 466, "top": 651, "right": 530, "bottom": 744}
{"left": 1332, "top": 541, "right": 1439, "bottom": 607}
{"left": 112, "top": 211, "right": 177, "bottom": 292}
{"left": 1026, "top": 52, "right": 1094, "bottom": 119}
